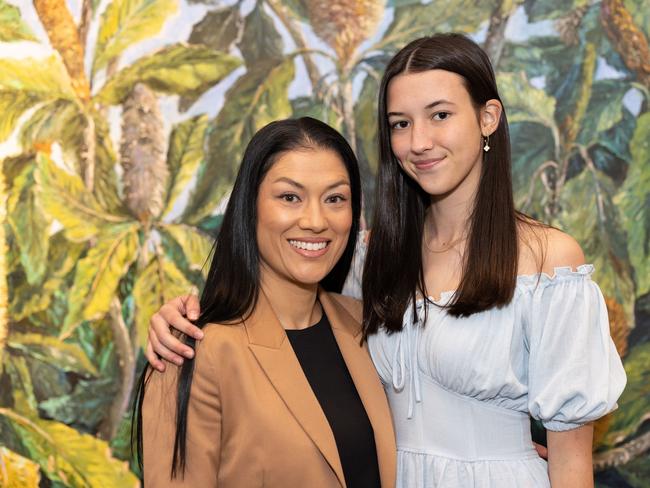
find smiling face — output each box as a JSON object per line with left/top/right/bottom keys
{"left": 387, "top": 69, "right": 499, "bottom": 200}
{"left": 256, "top": 147, "right": 353, "bottom": 289}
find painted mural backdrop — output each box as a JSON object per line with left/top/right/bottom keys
{"left": 0, "top": 0, "right": 649, "bottom": 485}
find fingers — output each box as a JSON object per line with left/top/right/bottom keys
{"left": 148, "top": 322, "right": 188, "bottom": 366}
{"left": 145, "top": 341, "right": 165, "bottom": 372}
{"left": 159, "top": 297, "right": 204, "bottom": 340}
{"left": 183, "top": 293, "right": 201, "bottom": 322}
{"left": 150, "top": 313, "right": 195, "bottom": 360}
{"left": 533, "top": 442, "right": 548, "bottom": 460}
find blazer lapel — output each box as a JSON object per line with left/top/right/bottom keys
{"left": 321, "top": 290, "right": 397, "bottom": 488}
{"left": 245, "top": 291, "right": 346, "bottom": 487}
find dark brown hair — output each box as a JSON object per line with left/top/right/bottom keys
{"left": 363, "top": 33, "right": 525, "bottom": 336}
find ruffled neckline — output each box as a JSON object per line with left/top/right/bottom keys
{"left": 419, "top": 264, "right": 595, "bottom": 304}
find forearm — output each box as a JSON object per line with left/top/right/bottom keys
{"left": 547, "top": 424, "right": 594, "bottom": 488}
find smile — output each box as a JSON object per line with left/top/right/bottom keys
{"left": 412, "top": 156, "right": 446, "bottom": 170}
{"left": 289, "top": 240, "right": 329, "bottom": 251}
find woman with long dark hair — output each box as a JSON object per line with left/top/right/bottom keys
{"left": 146, "top": 34, "right": 625, "bottom": 487}
{"left": 135, "top": 117, "right": 395, "bottom": 487}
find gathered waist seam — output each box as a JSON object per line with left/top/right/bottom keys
{"left": 396, "top": 446, "right": 542, "bottom": 463}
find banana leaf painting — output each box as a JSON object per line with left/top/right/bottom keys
{"left": 0, "top": 0, "right": 648, "bottom": 486}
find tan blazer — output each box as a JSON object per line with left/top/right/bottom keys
{"left": 143, "top": 289, "right": 396, "bottom": 487}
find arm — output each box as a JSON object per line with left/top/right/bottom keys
{"left": 142, "top": 333, "right": 222, "bottom": 486}
{"left": 146, "top": 294, "right": 204, "bottom": 371}
{"left": 547, "top": 425, "right": 594, "bottom": 488}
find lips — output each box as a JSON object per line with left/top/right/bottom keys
{"left": 288, "top": 239, "right": 330, "bottom": 257}
{"left": 411, "top": 156, "right": 446, "bottom": 170}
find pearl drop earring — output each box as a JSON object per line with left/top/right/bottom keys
{"left": 483, "top": 135, "right": 490, "bottom": 152}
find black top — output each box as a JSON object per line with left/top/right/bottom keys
{"left": 286, "top": 313, "right": 381, "bottom": 488}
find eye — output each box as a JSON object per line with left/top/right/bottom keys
{"left": 432, "top": 111, "right": 450, "bottom": 121}
{"left": 325, "top": 194, "right": 347, "bottom": 204}
{"left": 280, "top": 193, "right": 300, "bottom": 203}
{"left": 390, "top": 120, "right": 410, "bottom": 130}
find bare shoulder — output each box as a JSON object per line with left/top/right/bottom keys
{"left": 518, "top": 220, "right": 585, "bottom": 275}
{"left": 329, "top": 293, "right": 363, "bottom": 323}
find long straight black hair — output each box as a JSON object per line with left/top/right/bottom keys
{"left": 133, "top": 117, "right": 361, "bottom": 477}
{"left": 363, "top": 33, "right": 525, "bottom": 336}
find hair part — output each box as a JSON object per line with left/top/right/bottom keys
{"left": 363, "top": 33, "right": 525, "bottom": 336}
{"left": 133, "top": 117, "right": 362, "bottom": 477}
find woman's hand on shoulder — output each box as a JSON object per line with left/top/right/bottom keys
{"left": 146, "top": 294, "right": 203, "bottom": 372}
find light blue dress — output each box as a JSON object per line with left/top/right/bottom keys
{"left": 343, "top": 240, "right": 626, "bottom": 487}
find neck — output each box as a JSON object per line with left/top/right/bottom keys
{"left": 426, "top": 160, "right": 480, "bottom": 243}
{"left": 259, "top": 268, "right": 321, "bottom": 330}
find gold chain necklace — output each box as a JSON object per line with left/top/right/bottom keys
{"left": 423, "top": 225, "right": 467, "bottom": 253}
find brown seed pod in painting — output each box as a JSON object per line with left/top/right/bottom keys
{"left": 605, "top": 296, "right": 630, "bottom": 359}
{"left": 556, "top": 5, "right": 588, "bottom": 47}
{"left": 33, "top": 0, "right": 90, "bottom": 102}
{"left": 304, "top": 0, "right": 384, "bottom": 66}
{"left": 601, "top": 0, "right": 650, "bottom": 87}
{"left": 120, "top": 83, "right": 168, "bottom": 223}
{"left": 593, "top": 297, "right": 629, "bottom": 448}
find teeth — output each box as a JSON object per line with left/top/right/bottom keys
{"left": 289, "top": 240, "right": 328, "bottom": 251}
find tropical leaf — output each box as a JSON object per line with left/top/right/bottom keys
{"left": 0, "top": 1, "right": 37, "bottom": 42}
{"left": 6, "top": 161, "right": 50, "bottom": 285}
{"left": 160, "top": 223, "right": 213, "bottom": 274}
{"left": 4, "top": 354, "right": 38, "bottom": 414}
{"left": 19, "top": 99, "right": 78, "bottom": 148}
{"left": 601, "top": 341, "right": 650, "bottom": 447}
{"left": 510, "top": 121, "right": 557, "bottom": 205}
{"left": 0, "top": 408, "right": 139, "bottom": 487}
{"left": 0, "top": 55, "right": 76, "bottom": 100}
{"left": 376, "top": 0, "right": 490, "bottom": 52}
{"left": 0, "top": 91, "right": 41, "bottom": 142}
{"left": 132, "top": 254, "right": 192, "bottom": 348}
{"left": 522, "top": 0, "right": 589, "bottom": 22}
{"left": 238, "top": 1, "right": 284, "bottom": 65}
{"left": 61, "top": 223, "right": 140, "bottom": 339}
{"left": 497, "top": 72, "right": 558, "bottom": 131}
{"left": 577, "top": 79, "right": 631, "bottom": 146}
{"left": 182, "top": 58, "right": 295, "bottom": 223}
{"left": 38, "top": 377, "right": 116, "bottom": 430}
{"left": 92, "top": 0, "right": 179, "bottom": 75}
{"left": 0, "top": 447, "right": 40, "bottom": 487}
{"left": 162, "top": 115, "right": 209, "bottom": 218}
{"left": 96, "top": 43, "right": 242, "bottom": 107}
{"left": 7, "top": 332, "right": 98, "bottom": 377}
{"left": 0, "top": 54, "right": 78, "bottom": 141}
{"left": 620, "top": 112, "right": 650, "bottom": 296}
{"left": 188, "top": 4, "right": 242, "bottom": 52}
{"left": 9, "top": 234, "right": 85, "bottom": 321}
{"left": 19, "top": 103, "right": 123, "bottom": 214}
{"left": 35, "top": 152, "right": 127, "bottom": 242}
{"left": 355, "top": 74, "right": 379, "bottom": 175}
{"left": 559, "top": 169, "right": 635, "bottom": 324}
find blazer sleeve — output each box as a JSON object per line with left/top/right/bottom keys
{"left": 143, "top": 332, "right": 222, "bottom": 486}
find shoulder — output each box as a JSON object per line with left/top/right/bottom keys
{"left": 194, "top": 322, "right": 247, "bottom": 363}
{"left": 327, "top": 292, "right": 363, "bottom": 323}
{"left": 518, "top": 220, "right": 585, "bottom": 275}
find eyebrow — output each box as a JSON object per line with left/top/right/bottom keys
{"left": 387, "top": 99, "right": 455, "bottom": 117}
{"left": 272, "top": 177, "right": 350, "bottom": 190}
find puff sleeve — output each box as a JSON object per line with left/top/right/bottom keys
{"left": 524, "top": 265, "right": 627, "bottom": 432}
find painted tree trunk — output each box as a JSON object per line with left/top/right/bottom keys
{"left": 0, "top": 166, "right": 8, "bottom": 364}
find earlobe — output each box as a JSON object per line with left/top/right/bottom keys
{"left": 481, "top": 99, "right": 502, "bottom": 136}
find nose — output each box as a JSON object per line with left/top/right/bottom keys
{"left": 410, "top": 122, "right": 433, "bottom": 154}
{"left": 298, "top": 199, "right": 327, "bottom": 233}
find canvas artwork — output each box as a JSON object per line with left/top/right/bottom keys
{"left": 0, "top": 0, "right": 648, "bottom": 486}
